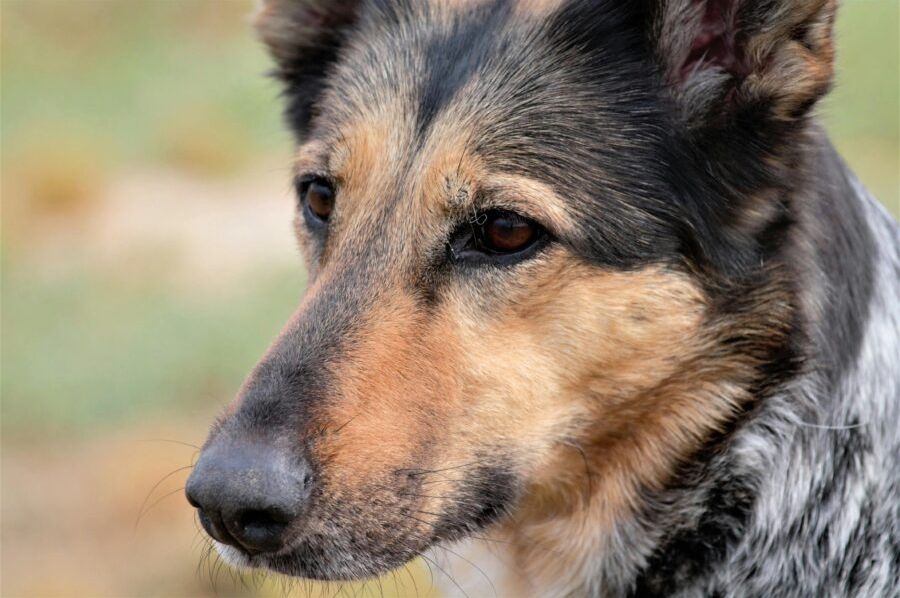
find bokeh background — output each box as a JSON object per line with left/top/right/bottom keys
{"left": 1, "top": 1, "right": 897, "bottom": 596}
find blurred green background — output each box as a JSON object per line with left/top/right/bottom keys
{"left": 1, "top": 1, "right": 897, "bottom": 596}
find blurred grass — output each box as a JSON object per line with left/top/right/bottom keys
{"left": 2, "top": 262, "right": 304, "bottom": 440}
{"left": 1, "top": 0, "right": 286, "bottom": 175}
{"left": 824, "top": 0, "right": 900, "bottom": 214}
{"left": 2, "top": 0, "right": 296, "bottom": 442}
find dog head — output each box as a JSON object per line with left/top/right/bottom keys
{"left": 186, "top": 0, "right": 834, "bottom": 580}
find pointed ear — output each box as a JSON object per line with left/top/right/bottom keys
{"left": 254, "top": 0, "right": 366, "bottom": 137}
{"left": 642, "top": 1, "right": 838, "bottom": 276}
{"left": 650, "top": 0, "right": 837, "bottom": 129}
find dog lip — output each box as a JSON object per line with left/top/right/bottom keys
{"left": 214, "top": 538, "right": 303, "bottom": 577}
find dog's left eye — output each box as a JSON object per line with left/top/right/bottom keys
{"left": 449, "top": 209, "right": 549, "bottom": 265}
{"left": 295, "top": 175, "right": 335, "bottom": 224}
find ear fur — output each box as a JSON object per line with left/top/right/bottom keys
{"left": 254, "top": 0, "right": 366, "bottom": 137}
{"left": 651, "top": 0, "right": 837, "bottom": 129}
{"left": 636, "top": 0, "right": 840, "bottom": 279}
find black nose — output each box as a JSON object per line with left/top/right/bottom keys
{"left": 185, "top": 442, "right": 311, "bottom": 555}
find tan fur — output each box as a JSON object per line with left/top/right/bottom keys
{"left": 742, "top": 0, "right": 836, "bottom": 121}
{"left": 487, "top": 269, "right": 795, "bottom": 594}
{"left": 456, "top": 264, "right": 714, "bottom": 589}
{"left": 512, "top": 0, "right": 565, "bottom": 16}
{"left": 315, "top": 294, "right": 451, "bottom": 489}
{"left": 306, "top": 248, "right": 730, "bottom": 550}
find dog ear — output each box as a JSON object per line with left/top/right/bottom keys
{"left": 650, "top": 0, "right": 837, "bottom": 130}
{"left": 550, "top": 0, "right": 839, "bottom": 276}
{"left": 255, "top": 0, "right": 366, "bottom": 137}
{"left": 642, "top": 1, "right": 840, "bottom": 277}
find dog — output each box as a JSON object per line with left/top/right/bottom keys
{"left": 185, "top": 1, "right": 900, "bottom": 595}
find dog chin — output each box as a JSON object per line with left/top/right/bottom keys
{"left": 211, "top": 539, "right": 383, "bottom": 581}
{"left": 212, "top": 541, "right": 253, "bottom": 570}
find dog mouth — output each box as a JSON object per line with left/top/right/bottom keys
{"left": 199, "top": 467, "right": 519, "bottom": 582}
{"left": 207, "top": 519, "right": 434, "bottom": 581}
{"left": 186, "top": 431, "right": 520, "bottom": 582}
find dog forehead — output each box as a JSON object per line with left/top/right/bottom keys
{"left": 307, "top": 13, "right": 531, "bottom": 207}
{"left": 317, "top": 2, "right": 558, "bottom": 137}
{"left": 314, "top": 1, "right": 647, "bottom": 173}
{"left": 420, "top": 0, "right": 565, "bottom": 17}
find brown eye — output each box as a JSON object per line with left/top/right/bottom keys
{"left": 298, "top": 177, "right": 334, "bottom": 222}
{"left": 480, "top": 210, "right": 537, "bottom": 253}
{"left": 447, "top": 208, "right": 549, "bottom": 266}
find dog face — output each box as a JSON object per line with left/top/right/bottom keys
{"left": 186, "top": 0, "right": 834, "bottom": 580}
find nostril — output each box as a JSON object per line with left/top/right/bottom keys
{"left": 195, "top": 507, "right": 245, "bottom": 551}
{"left": 241, "top": 507, "right": 292, "bottom": 527}
{"left": 232, "top": 508, "right": 291, "bottom": 554}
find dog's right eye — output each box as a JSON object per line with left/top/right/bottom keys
{"left": 448, "top": 209, "right": 550, "bottom": 267}
{"left": 480, "top": 211, "right": 538, "bottom": 253}
{"left": 296, "top": 176, "right": 335, "bottom": 223}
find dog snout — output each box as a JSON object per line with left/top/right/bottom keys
{"left": 185, "top": 442, "right": 311, "bottom": 555}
